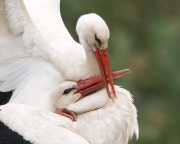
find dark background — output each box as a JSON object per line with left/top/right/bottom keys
{"left": 61, "top": 0, "right": 180, "bottom": 144}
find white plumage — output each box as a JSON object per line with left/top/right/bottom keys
{"left": 54, "top": 81, "right": 139, "bottom": 143}
{"left": 0, "top": 0, "right": 139, "bottom": 143}
{"left": 0, "top": 85, "right": 138, "bottom": 144}
{"left": 0, "top": 0, "right": 116, "bottom": 110}
{"left": 0, "top": 0, "right": 65, "bottom": 111}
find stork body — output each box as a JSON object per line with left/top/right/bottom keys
{"left": 0, "top": 85, "right": 138, "bottom": 144}
{"left": 0, "top": 1, "right": 139, "bottom": 143}
{"left": 0, "top": 0, "right": 121, "bottom": 110}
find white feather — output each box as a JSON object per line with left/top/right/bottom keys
{"left": 0, "top": 67, "right": 29, "bottom": 91}
{"left": 54, "top": 83, "right": 139, "bottom": 143}
{"left": 0, "top": 58, "right": 32, "bottom": 80}
{"left": 0, "top": 1, "right": 139, "bottom": 143}
{"left": 0, "top": 104, "right": 89, "bottom": 144}
{"left": 8, "top": 60, "right": 64, "bottom": 111}
{"left": 0, "top": 0, "right": 68, "bottom": 107}
{"left": 0, "top": 0, "right": 102, "bottom": 107}
{"left": 0, "top": 86, "right": 138, "bottom": 144}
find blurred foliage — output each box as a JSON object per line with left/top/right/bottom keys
{"left": 61, "top": 0, "right": 180, "bottom": 143}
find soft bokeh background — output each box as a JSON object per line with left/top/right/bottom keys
{"left": 61, "top": 0, "right": 180, "bottom": 144}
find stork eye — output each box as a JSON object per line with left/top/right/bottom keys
{"left": 95, "top": 34, "right": 101, "bottom": 47}
{"left": 63, "top": 87, "right": 76, "bottom": 95}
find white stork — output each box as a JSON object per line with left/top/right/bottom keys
{"left": 0, "top": 0, "right": 139, "bottom": 143}
{"left": 0, "top": 82, "right": 139, "bottom": 144}
{"left": 0, "top": 0, "right": 129, "bottom": 111}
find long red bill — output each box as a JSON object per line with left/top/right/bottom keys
{"left": 75, "top": 69, "right": 131, "bottom": 102}
{"left": 94, "top": 47, "right": 115, "bottom": 99}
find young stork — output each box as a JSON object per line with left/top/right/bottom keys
{"left": 0, "top": 0, "right": 139, "bottom": 143}
{"left": 0, "top": 82, "right": 138, "bottom": 144}
{"left": 0, "top": 0, "right": 129, "bottom": 111}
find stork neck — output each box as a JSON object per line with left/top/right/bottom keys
{"left": 82, "top": 41, "right": 100, "bottom": 78}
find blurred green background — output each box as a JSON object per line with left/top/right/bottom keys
{"left": 61, "top": 0, "right": 180, "bottom": 144}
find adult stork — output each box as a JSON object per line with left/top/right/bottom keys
{"left": 0, "top": 1, "right": 139, "bottom": 143}
{"left": 0, "top": 82, "right": 138, "bottom": 144}
{"left": 0, "top": 0, "right": 129, "bottom": 110}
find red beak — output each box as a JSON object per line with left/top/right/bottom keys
{"left": 75, "top": 69, "right": 131, "bottom": 102}
{"left": 74, "top": 46, "right": 132, "bottom": 102}
{"left": 94, "top": 46, "right": 116, "bottom": 98}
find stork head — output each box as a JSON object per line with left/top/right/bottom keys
{"left": 76, "top": 13, "right": 110, "bottom": 51}
{"left": 54, "top": 81, "right": 81, "bottom": 109}
{"left": 54, "top": 81, "right": 108, "bottom": 115}
{"left": 76, "top": 13, "right": 116, "bottom": 98}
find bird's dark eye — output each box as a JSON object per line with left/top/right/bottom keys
{"left": 95, "top": 34, "right": 101, "bottom": 47}
{"left": 63, "top": 88, "right": 76, "bottom": 95}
